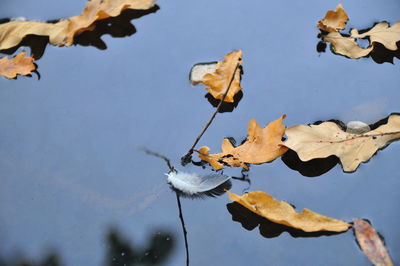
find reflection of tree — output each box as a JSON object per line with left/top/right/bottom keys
{"left": 0, "top": 227, "right": 174, "bottom": 266}
{"left": 104, "top": 228, "right": 175, "bottom": 266}
{"left": 0, "top": 253, "right": 62, "bottom": 266}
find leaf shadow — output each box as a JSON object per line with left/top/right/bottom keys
{"left": 73, "top": 6, "right": 160, "bottom": 49}
{"left": 227, "top": 202, "right": 344, "bottom": 238}
{"left": 204, "top": 89, "right": 243, "bottom": 113}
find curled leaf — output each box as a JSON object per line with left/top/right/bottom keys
{"left": 317, "top": 3, "right": 349, "bottom": 32}
{"left": 190, "top": 50, "right": 243, "bottom": 103}
{"left": 282, "top": 114, "right": 400, "bottom": 172}
{"left": 228, "top": 191, "right": 350, "bottom": 232}
{"left": 0, "top": 52, "right": 36, "bottom": 79}
{"left": 351, "top": 22, "right": 400, "bottom": 51}
{"left": 197, "top": 115, "right": 288, "bottom": 170}
{"left": 353, "top": 218, "right": 393, "bottom": 266}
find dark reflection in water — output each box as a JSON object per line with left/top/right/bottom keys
{"left": 105, "top": 227, "right": 175, "bottom": 266}
{"left": 282, "top": 149, "right": 339, "bottom": 177}
{"left": 0, "top": 252, "right": 61, "bottom": 266}
{"left": 74, "top": 6, "right": 159, "bottom": 50}
{"left": 0, "top": 227, "right": 174, "bottom": 266}
{"left": 205, "top": 90, "right": 243, "bottom": 113}
{"left": 227, "top": 202, "right": 345, "bottom": 238}
{"left": 0, "top": 35, "right": 49, "bottom": 60}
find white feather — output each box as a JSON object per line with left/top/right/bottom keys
{"left": 165, "top": 171, "right": 231, "bottom": 197}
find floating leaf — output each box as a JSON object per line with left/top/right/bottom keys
{"left": 166, "top": 171, "right": 231, "bottom": 198}
{"left": 190, "top": 50, "right": 243, "bottom": 103}
{"left": 0, "top": 0, "right": 157, "bottom": 50}
{"left": 0, "top": 52, "right": 36, "bottom": 79}
{"left": 282, "top": 114, "right": 400, "bottom": 172}
{"left": 317, "top": 3, "right": 349, "bottom": 32}
{"left": 322, "top": 32, "right": 372, "bottom": 59}
{"left": 318, "top": 5, "right": 400, "bottom": 61}
{"left": 197, "top": 115, "right": 288, "bottom": 170}
{"left": 351, "top": 22, "right": 400, "bottom": 51}
{"left": 353, "top": 218, "right": 393, "bottom": 266}
{"left": 228, "top": 191, "right": 350, "bottom": 232}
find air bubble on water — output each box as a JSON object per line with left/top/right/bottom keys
{"left": 166, "top": 237, "right": 170, "bottom": 241}
{"left": 145, "top": 252, "right": 150, "bottom": 256}
{"left": 121, "top": 252, "right": 125, "bottom": 256}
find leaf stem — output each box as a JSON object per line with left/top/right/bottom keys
{"left": 176, "top": 193, "right": 189, "bottom": 266}
{"left": 181, "top": 62, "right": 240, "bottom": 165}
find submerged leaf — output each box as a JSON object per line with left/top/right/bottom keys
{"left": 228, "top": 191, "right": 350, "bottom": 232}
{"left": 317, "top": 3, "right": 349, "bottom": 32}
{"left": 197, "top": 115, "right": 288, "bottom": 170}
{"left": 353, "top": 218, "right": 393, "bottom": 266}
{"left": 190, "top": 50, "right": 243, "bottom": 103}
{"left": 282, "top": 114, "right": 400, "bottom": 172}
{"left": 166, "top": 171, "right": 231, "bottom": 198}
{"left": 0, "top": 52, "right": 36, "bottom": 79}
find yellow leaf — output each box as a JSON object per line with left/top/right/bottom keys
{"left": 0, "top": 0, "right": 157, "bottom": 50}
{"left": 323, "top": 32, "right": 373, "bottom": 59}
{"left": 191, "top": 50, "right": 243, "bottom": 103}
{"left": 65, "top": 0, "right": 157, "bottom": 45}
{"left": 351, "top": 22, "right": 400, "bottom": 51}
{"left": 0, "top": 20, "right": 69, "bottom": 50}
{"left": 0, "top": 52, "right": 36, "bottom": 79}
{"left": 317, "top": 3, "right": 349, "bottom": 32}
{"left": 282, "top": 114, "right": 400, "bottom": 172}
{"left": 197, "top": 115, "right": 288, "bottom": 170}
{"left": 353, "top": 218, "right": 393, "bottom": 266}
{"left": 228, "top": 191, "right": 350, "bottom": 232}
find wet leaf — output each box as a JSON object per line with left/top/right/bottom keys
{"left": 190, "top": 50, "right": 243, "bottom": 103}
{"left": 282, "top": 114, "right": 400, "bottom": 172}
{"left": 353, "top": 218, "right": 393, "bottom": 266}
{"left": 0, "top": 0, "right": 157, "bottom": 50}
{"left": 197, "top": 115, "right": 288, "bottom": 170}
{"left": 317, "top": 3, "right": 349, "bottom": 32}
{"left": 228, "top": 191, "right": 351, "bottom": 232}
{"left": 0, "top": 52, "right": 36, "bottom": 79}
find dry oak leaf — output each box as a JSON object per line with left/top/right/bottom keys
{"left": 0, "top": 20, "right": 69, "bottom": 50}
{"left": 282, "top": 114, "right": 400, "bottom": 172}
{"left": 228, "top": 191, "right": 350, "bottom": 232}
{"left": 351, "top": 22, "right": 400, "bottom": 51}
{"left": 317, "top": 3, "right": 349, "bottom": 32}
{"left": 353, "top": 218, "right": 393, "bottom": 266}
{"left": 191, "top": 50, "right": 243, "bottom": 103}
{"left": 323, "top": 32, "right": 373, "bottom": 59}
{"left": 0, "top": 0, "right": 157, "bottom": 50}
{"left": 65, "top": 0, "right": 157, "bottom": 45}
{"left": 197, "top": 115, "right": 288, "bottom": 170}
{"left": 0, "top": 52, "right": 36, "bottom": 79}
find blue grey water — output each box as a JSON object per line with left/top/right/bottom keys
{"left": 0, "top": 0, "right": 399, "bottom": 265}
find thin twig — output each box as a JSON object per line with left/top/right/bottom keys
{"left": 181, "top": 63, "right": 241, "bottom": 165}
{"left": 138, "top": 147, "right": 176, "bottom": 173}
{"left": 176, "top": 192, "right": 189, "bottom": 266}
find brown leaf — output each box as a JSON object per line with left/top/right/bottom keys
{"left": 65, "top": 0, "right": 157, "bottom": 45}
{"left": 228, "top": 191, "right": 351, "bottom": 232}
{"left": 190, "top": 50, "right": 243, "bottom": 103}
{"left": 282, "top": 114, "right": 400, "bottom": 172}
{"left": 323, "top": 32, "right": 373, "bottom": 59}
{"left": 317, "top": 3, "right": 349, "bottom": 32}
{"left": 0, "top": 20, "right": 69, "bottom": 50}
{"left": 353, "top": 218, "right": 393, "bottom": 266}
{"left": 0, "top": 0, "right": 157, "bottom": 50}
{"left": 351, "top": 22, "right": 400, "bottom": 51}
{"left": 197, "top": 115, "right": 288, "bottom": 170}
{"left": 0, "top": 52, "right": 36, "bottom": 79}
